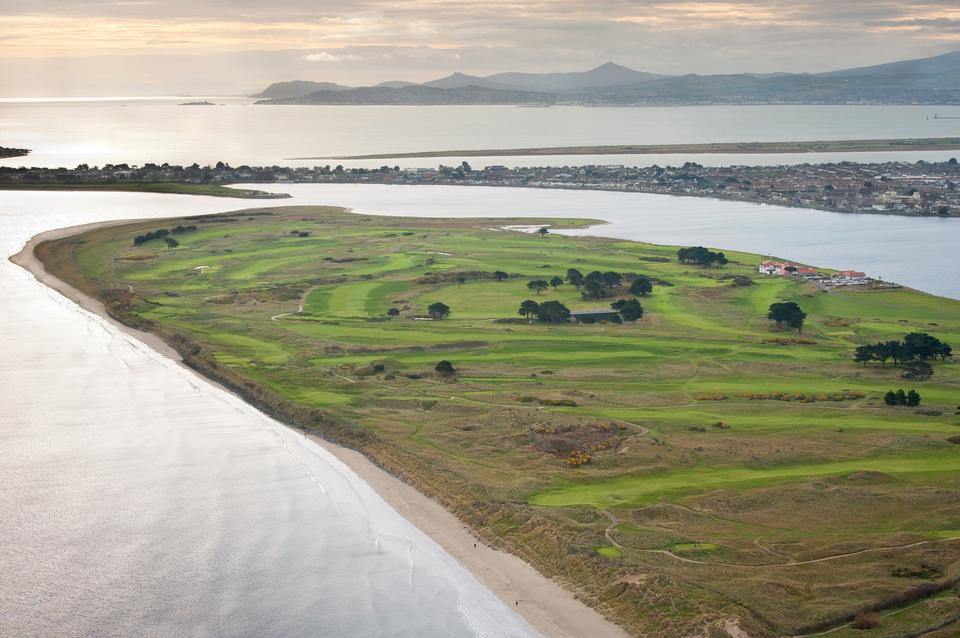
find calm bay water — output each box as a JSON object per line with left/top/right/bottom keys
{"left": 2, "top": 98, "right": 960, "bottom": 169}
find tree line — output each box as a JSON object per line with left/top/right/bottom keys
{"left": 133, "top": 224, "right": 197, "bottom": 246}
{"left": 677, "top": 246, "right": 728, "bottom": 268}
{"left": 854, "top": 333, "right": 952, "bottom": 367}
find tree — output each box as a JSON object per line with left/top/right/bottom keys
{"left": 895, "top": 389, "right": 907, "bottom": 406}
{"left": 164, "top": 237, "right": 179, "bottom": 250}
{"left": 527, "top": 279, "right": 549, "bottom": 295}
{"left": 494, "top": 270, "right": 509, "bottom": 281}
{"left": 628, "top": 276, "right": 653, "bottom": 296}
{"left": 677, "top": 246, "right": 727, "bottom": 267}
{"left": 435, "top": 360, "right": 456, "bottom": 375}
{"left": 536, "top": 227, "right": 549, "bottom": 238}
{"left": 518, "top": 299, "right": 540, "bottom": 320}
{"left": 535, "top": 300, "right": 571, "bottom": 323}
{"left": 566, "top": 268, "right": 584, "bottom": 289}
{"left": 883, "top": 390, "right": 898, "bottom": 406}
{"left": 903, "top": 332, "right": 946, "bottom": 361}
{"left": 611, "top": 298, "right": 644, "bottom": 322}
{"left": 387, "top": 308, "right": 400, "bottom": 318}
{"left": 787, "top": 308, "right": 807, "bottom": 334}
{"left": 427, "top": 302, "right": 450, "bottom": 319}
{"left": 854, "top": 345, "right": 874, "bottom": 367}
{"left": 602, "top": 271, "right": 623, "bottom": 288}
{"left": 767, "top": 301, "right": 804, "bottom": 329}
{"left": 582, "top": 278, "right": 605, "bottom": 300}
{"left": 549, "top": 276, "right": 564, "bottom": 290}
{"left": 906, "top": 389, "right": 921, "bottom": 406}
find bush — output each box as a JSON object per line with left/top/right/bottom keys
{"left": 434, "top": 360, "right": 456, "bottom": 375}
{"left": 851, "top": 611, "right": 879, "bottom": 630}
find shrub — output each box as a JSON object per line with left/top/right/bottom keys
{"left": 851, "top": 611, "right": 879, "bottom": 630}
{"left": 434, "top": 360, "right": 456, "bottom": 375}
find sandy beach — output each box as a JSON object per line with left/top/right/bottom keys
{"left": 11, "top": 221, "right": 630, "bottom": 638}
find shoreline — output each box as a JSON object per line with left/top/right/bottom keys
{"left": 10, "top": 221, "right": 630, "bottom": 638}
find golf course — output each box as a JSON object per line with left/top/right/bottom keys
{"left": 37, "top": 205, "right": 960, "bottom": 637}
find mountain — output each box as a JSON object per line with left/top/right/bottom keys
{"left": 253, "top": 80, "right": 352, "bottom": 99}
{"left": 253, "top": 50, "right": 960, "bottom": 106}
{"left": 421, "top": 72, "right": 522, "bottom": 91}
{"left": 821, "top": 50, "right": 960, "bottom": 78}
{"left": 487, "top": 62, "right": 663, "bottom": 91}
{"left": 256, "top": 85, "right": 556, "bottom": 106}
{"left": 376, "top": 80, "right": 417, "bottom": 88}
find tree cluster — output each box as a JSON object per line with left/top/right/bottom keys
{"left": 677, "top": 246, "right": 728, "bottom": 268}
{"left": 564, "top": 268, "right": 653, "bottom": 300}
{"left": 883, "top": 389, "right": 921, "bottom": 407}
{"left": 133, "top": 225, "right": 197, "bottom": 246}
{"left": 767, "top": 301, "right": 807, "bottom": 333}
{"left": 854, "top": 332, "right": 952, "bottom": 367}
{"left": 518, "top": 300, "right": 571, "bottom": 323}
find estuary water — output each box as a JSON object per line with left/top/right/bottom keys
{"left": 2, "top": 98, "right": 960, "bottom": 169}
{"left": 0, "top": 191, "right": 540, "bottom": 638}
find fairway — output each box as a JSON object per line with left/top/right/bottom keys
{"left": 39, "top": 204, "right": 960, "bottom": 638}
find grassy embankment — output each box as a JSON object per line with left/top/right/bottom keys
{"left": 313, "top": 137, "right": 960, "bottom": 160}
{"left": 37, "top": 206, "right": 960, "bottom": 637}
{"left": 0, "top": 182, "right": 288, "bottom": 198}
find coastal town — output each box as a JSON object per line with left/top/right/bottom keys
{"left": 2, "top": 157, "right": 959, "bottom": 217}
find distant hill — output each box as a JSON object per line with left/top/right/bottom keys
{"left": 821, "top": 50, "right": 960, "bottom": 77}
{"left": 253, "top": 50, "right": 960, "bottom": 105}
{"left": 256, "top": 85, "right": 556, "bottom": 106}
{"left": 253, "top": 80, "right": 352, "bottom": 99}
{"left": 422, "top": 73, "right": 522, "bottom": 91}
{"left": 487, "top": 62, "right": 663, "bottom": 91}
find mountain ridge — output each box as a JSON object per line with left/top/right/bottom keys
{"left": 253, "top": 50, "right": 960, "bottom": 105}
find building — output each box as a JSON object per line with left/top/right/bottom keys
{"left": 570, "top": 309, "right": 622, "bottom": 324}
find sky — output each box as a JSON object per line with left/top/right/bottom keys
{"left": 1, "top": 0, "right": 960, "bottom": 96}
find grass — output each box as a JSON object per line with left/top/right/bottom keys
{"left": 38, "top": 204, "right": 960, "bottom": 638}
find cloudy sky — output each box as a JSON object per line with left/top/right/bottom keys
{"left": 2, "top": 0, "right": 960, "bottom": 95}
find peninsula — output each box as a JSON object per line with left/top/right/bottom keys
{"left": 0, "top": 146, "right": 30, "bottom": 159}
{"left": 321, "top": 137, "right": 960, "bottom": 160}
{"left": 32, "top": 206, "right": 960, "bottom": 637}
{"left": 5, "top": 157, "right": 958, "bottom": 216}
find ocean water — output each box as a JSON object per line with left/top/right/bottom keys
{"left": 1, "top": 98, "right": 960, "bottom": 169}
{"left": 0, "top": 191, "right": 540, "bottom": 638}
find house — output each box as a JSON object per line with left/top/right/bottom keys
{"left": 837, "top": 270, "right": 867, "bottom": 279}
{"left": 570, "top": 309, "right": 622, "bottom": 324}
{"left": 759, "top": 261, "right": 785, "bottom": 275}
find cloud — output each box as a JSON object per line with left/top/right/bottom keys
{"left": 303, "top": 51, "right": 363, "bottom": 62}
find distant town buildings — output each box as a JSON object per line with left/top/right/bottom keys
{"left": 2, "top": 158, "right": 959, "bottom": 218}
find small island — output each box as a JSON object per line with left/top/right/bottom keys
{"left": 0, "top": 146, "right": 30, "bottom": 159}
{"left": 179, "top": 100, "right": 217, "bottom": 106}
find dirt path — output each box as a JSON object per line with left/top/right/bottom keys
{"left": 612, "top": 535, "right": 960, "bottom": 569}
